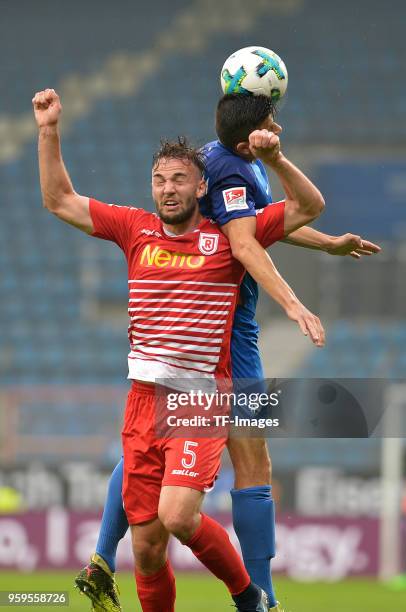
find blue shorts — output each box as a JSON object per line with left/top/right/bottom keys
{"left": 231, "top": 324, "right": 264, "bottom": 381}
{"left": 230, "top": 323, "right": 269, "bottom": 419}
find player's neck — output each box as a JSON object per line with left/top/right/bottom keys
{"left": 163, "top": 212, "right": 203, "bottom": 236}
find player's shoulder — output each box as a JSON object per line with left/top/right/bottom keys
{"left": 128, "top": 206, "right": 161, "bottom": 230}
{"left": 110, "top": 203, "right": 156, "bottom": 222}
{"left": 107, "top": 202, "right": 162, "bottom": 234}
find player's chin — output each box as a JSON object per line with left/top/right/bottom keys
{"left": 159, "top": 207, "right": 184, "bottom": 224}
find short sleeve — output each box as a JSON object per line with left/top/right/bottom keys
{"left": 89, "top": 198, "right": 141, "bottom": 254}
{"left": 208, "top": 174, "right": 257, "bottom": 226}
{"left": 255, "top": 201, "right": 285, "bottom": 248}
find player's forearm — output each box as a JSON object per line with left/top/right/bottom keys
{"left": 268, "top": 154, "right": 325, "bottom": 219}
{"left": 38, "top": 125, "right": 75, "bottom": 212}
{"left": 283, "top": 225, "right": 334, "bottom": 251}
{"left": 232, "top": 237, "right": 299, "bottom": 312}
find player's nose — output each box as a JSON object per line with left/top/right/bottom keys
{"left": 162, "top": 180, "right": 176, "bottom": 194}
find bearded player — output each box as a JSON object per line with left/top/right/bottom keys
{"left": 33, "top": 87, "right": 329, "bottom": 611}
{"left": 66, "top": 91, "right": 380, "bottom": 612}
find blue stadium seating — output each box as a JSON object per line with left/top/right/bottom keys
{"left": 296, "top": 321, "right": 406, "bottom": 378}
{"left": 0, "top": 0, "right": 405, "bottom": 460}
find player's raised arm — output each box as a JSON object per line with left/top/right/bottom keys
{"left": 33, "top": 89, "right": 93, "bottom": 233}
{"left": 248, "top": 129, "right": 325, "bottom": 234}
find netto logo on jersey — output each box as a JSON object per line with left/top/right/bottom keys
{"left": 140, "top": 244, "right": 205, "bottom": 269}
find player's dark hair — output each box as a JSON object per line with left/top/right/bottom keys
{"left": 216, "top": 94, "right": 277, "bottom": 151}
{"left": 152, "top": 137, "right": 206, "bottom": 176}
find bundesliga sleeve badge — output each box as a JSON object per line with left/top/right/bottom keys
{"left": 222, "top": 186, "right": 249, "bottom": 212}
{"left": 198, "top": 232, "right": 219, "bottom": 255}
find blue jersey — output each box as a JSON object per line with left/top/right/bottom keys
{"left": 199, "top": 140, "right": 272, "bottom": 328}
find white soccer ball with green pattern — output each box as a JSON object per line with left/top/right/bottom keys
{"left": 220, "top": 46, "right": 288, "bottom": 101}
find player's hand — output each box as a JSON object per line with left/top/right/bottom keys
{"left": 326, "top": 233, "right": 381, "bottom": 259}
{"left": 32, "top": 89, "right": 62, "bottom": 128}
{"left": 285, "top": 300, "right": 325, "bottom": 347}
{"left": 248, "top": 129, "right": 281, "bottom": 166}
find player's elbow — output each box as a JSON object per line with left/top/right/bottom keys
{"left": 42, "top": 197, "right": 60, "bottom": 216}
{"left": 297, "top": 191, "right": 325, "bottom": 223}
{"left": 315, "top": 191, "right": 325, "bottom": 216}
{"left": 42, "top": 189, "right": 63, "bottom": 214}
{"left": 307, "top": 191, "right": 325, "bottom": 219}
{"left": 42, "top": 191, "right": 74, "bottom": 217}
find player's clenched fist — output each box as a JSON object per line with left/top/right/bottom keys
{"left": 32, "top": 89, "right": 62, "bottom": 127}
{"left": 248, "top": 128, "right": 281, "bottom": 166}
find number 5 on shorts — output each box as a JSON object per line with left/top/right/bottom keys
{"left": 182, "top": 441, "right": 198, "bottom": 469}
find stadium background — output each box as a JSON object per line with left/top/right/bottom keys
{"left": 0, "top": 0, "right": 405, "bottom": 610}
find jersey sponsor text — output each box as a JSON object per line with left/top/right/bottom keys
{"left": 140, "top": 244, "right": 205, "bottom": 269}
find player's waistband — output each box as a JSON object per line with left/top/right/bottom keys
{"left": 130, "top": 380, "right": 156, "bottom": 395}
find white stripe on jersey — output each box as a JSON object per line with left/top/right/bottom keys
{"left": 130, "top": 316, "right": 227, "bottom": 324}
{"left": 130, "top": 345, "right": 220, "bottom": 363}
{"left": 129, "top": 279, "right": 237, "bottom": 287}
{"left": 132, "top": 323, "right": 225, "bottom": 333}
{"left": 129, "top": 298, "right": 232, "bottom": 305}
{"left": 130, "top": 289, "right": 234, "bottom": 296}
{"left": 129, "top": 350, "right": 217, "bottom": 373}
{"left": 127, "top": 356, "right": 216, "bottom": 389}
{"left": 131, "top": 338, "right": 221, "bottom": 353}
{"left": 131, "top": 331, "right": 223, "bottom": 344}
{"left": 129, "top": 307, "right": 229, "bottom": 315}
{"left": 128, "top": 355, "right": 217, "bottom": 378}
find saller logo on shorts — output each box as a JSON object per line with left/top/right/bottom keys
{"left": 140, "top": 244, "right": 205, "bottom": 269}
{"left": 198, "top": 232, "right": 219, "bottom": 255}
{"left": 171, "top": 469, "right": 199, "bottom": 477}
{"left": 222, "top": 186, "right": 248, "bottom": 212}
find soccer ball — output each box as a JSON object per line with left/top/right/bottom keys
{"left": 220, "top": 46, "right": 288, "bottom": 101}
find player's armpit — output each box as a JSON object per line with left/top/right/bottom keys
{"left": 52, "top": 193, "right": 94, "bottom": 234}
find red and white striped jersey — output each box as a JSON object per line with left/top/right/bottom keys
{"left": 90, "top": 198, "right": 284, "bottom": 386}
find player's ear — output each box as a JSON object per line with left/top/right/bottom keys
{"left": 272, "top": 122, "right": 283, "bottom": 134}
{"left": 196, "top": 177, "right": 207, "bottom": 198}
{"left": 235, "top": 141, "right": 251, "bottom": 158}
